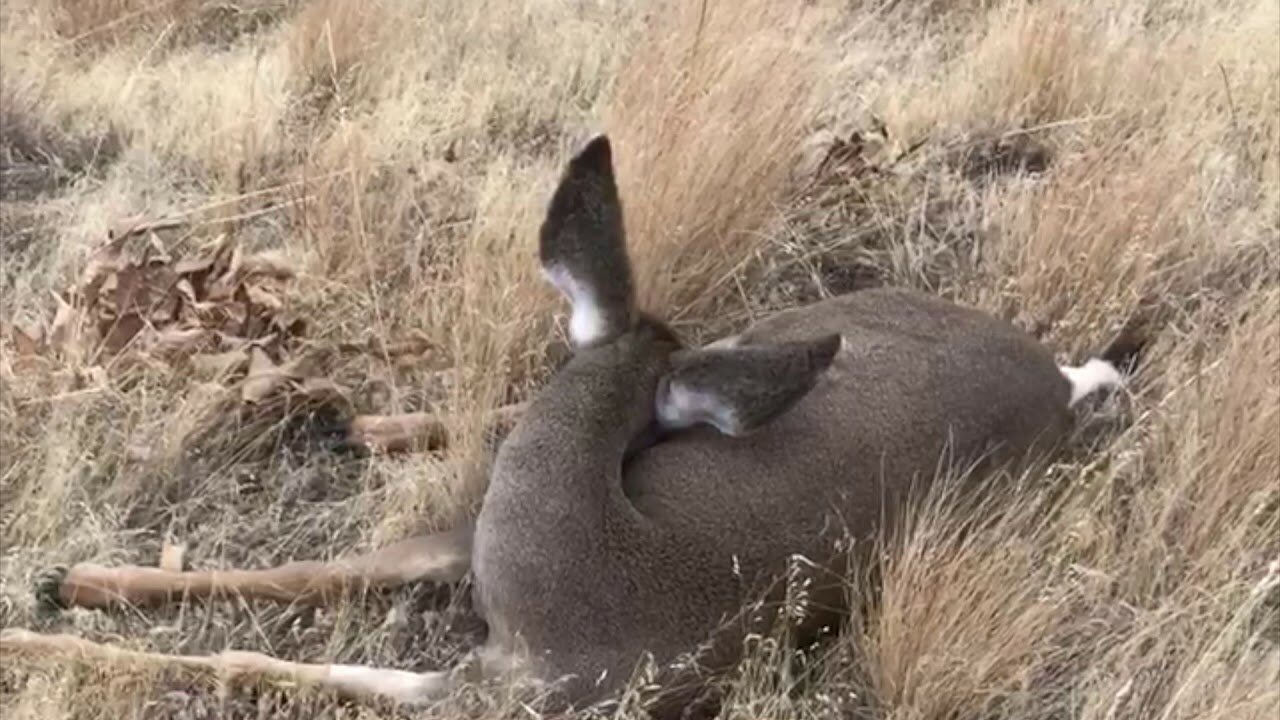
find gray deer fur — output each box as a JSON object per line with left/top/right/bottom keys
{"left": 466, "top": 133, "right": 1121, "bottom": 715}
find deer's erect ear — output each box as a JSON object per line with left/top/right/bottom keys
{"left": 656, "top": 333, "right": 843, "bottom": 437}
{"left": 539, "top": 134, "right": 635, "bottom": 348}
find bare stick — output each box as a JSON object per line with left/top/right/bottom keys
{"left": 345, "top": 402, "right": 526, "bottom": 454}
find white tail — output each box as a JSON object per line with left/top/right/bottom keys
{"left": 1060, "top": 358, "right": 1124, "bottom": 407}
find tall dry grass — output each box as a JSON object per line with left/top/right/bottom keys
{"left": 1, "top": 0, "right": 1277, "bottom": 718}
{"left": 606, "top": 0, "right": 831, "bottom": 322}
{"left": 854, "top": 287, "right": 1279, "bottom": 720}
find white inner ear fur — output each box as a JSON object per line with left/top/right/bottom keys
{"left": 1059, "top": 358, "right": 1123, "bottom": 408}
{"left": 543, "top": 264, "right": 609, "bottom": 347}
{"left": 656, "top": 380, "right": 742, "bottom": 436}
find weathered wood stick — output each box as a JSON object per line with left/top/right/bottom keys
{"left": 343, "top": 402, "right": 527, "bottom": 453}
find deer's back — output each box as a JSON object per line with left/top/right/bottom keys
{"left": 617, "top": 288, "right": 1072, "bottom": 668}
{"left": 627, "top": 287, "right": 1071, "bottom": 525}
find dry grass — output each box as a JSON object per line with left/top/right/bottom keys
{"left": 1, "top": 0, "right": 1277, "bottom": 718}
{"left": 859, "top": 289, "right": 1280, "bottom": 719}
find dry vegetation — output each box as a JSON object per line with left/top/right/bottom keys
{"left": 1, "top": 0, "right": 1277, "bottom": 717}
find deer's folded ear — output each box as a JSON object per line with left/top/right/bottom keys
{"left": 539, "top": 134, "right": 636, "bottom": 348}
{"left": 656, "top": 333, "right": 843, "bottom": 437}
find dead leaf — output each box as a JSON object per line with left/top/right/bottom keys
{"left": 7, "top": 321, "right": 43, "bottom": 356}
{"left": 203, "top": 300, "right": 249, "bottom": 337}
{"left": 98, "top": 312, "right": 147, "bottom": 355}
{"left": 209, "top": 233, "right": 236, "bottom": 267}
{"left": 205, "top": 277, "right": 239, "bottom": 303}
{"left": 281, "top": 315, "right": 309, "bottom": 339}
{"left": 148, "top": 295, "right": 181, "bottom": 325}
{"left": 190, "top": 350, "right": 250, "bottom": 381}
{"left": 25, "top": 219, "right": 307, "bottom": 393}
{"left": 174, "top": 278, "right": 198, "bottom": 305}
{"left": 79, "top": 233, "right": 130, "bottom": 307}
{"left": 140, "top": 267, "right": 181, "bottom": 322}
{"left": 241, "top": 250, "right": 296, "bottom": 281}
{"left": 245, "top": 284, "right": 283, "bottom": 313}
{"left": 223, "top": 244, "right": 243, "bottom": 280}
{"left": 217, "top": 331, "right": 276, "bottom": 353}
{"left": 174, "top": 254, "right": 215, "bottom": 277}
{"left": 240, "top": 346, "right": 302, "bottom": 403}
{"left": 151, "top": 327, "right": 213, "bottom": 357}
{"left": 205, "top": 236, "right": 243, "bottom": 299}
{"left": 48, "top": 291, "right": 78, "bottom": 353}
{"left": 113, "top": 264, "right": 144, "bottom": 314}
{"left": 143, "top": 233, "right": 170, "bottom": 266}
{"left": 181, "top": 298, "right": 223, "bottom": 320}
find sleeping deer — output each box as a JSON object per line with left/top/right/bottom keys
{"left": 0, "top": 134, "right": 1135, "bottom": 717}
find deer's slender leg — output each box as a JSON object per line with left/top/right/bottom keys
{"left": 49, "top": 523, "right": 473, "bottom": 610}
{"left": 0, "top": 629, "right": 455, "bottom": 707}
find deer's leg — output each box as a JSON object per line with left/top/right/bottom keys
{"left": 343, "top": 403, "right": 527, "bottom": 453}
{"left": 47, "top": 523, "right": 473, "bottom": 611}
{"left": 0, "top": 628, "right": 456, "bottom": 707}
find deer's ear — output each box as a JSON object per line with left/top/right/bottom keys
{"left": 539, "top": 134, "right": 635, "bottom": 348}
{"left": 656, "top": 334, "right": 842, "bottom": 436}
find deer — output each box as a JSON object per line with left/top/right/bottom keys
{"left": 0, "top": 134, "right": 1138, "bottom": 718}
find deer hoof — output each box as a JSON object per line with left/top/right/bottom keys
{"left": 34, "top": 566, "right": 69, "bottom": 615}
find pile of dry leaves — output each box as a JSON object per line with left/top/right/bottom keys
{"left": 1, "top": 218, "right": 470, "bottom": 454}
{"left": 2, "top": 218, "right": 338, "bottom": 407}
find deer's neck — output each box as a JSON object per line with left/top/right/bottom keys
{"left": 485, "top": 354, "right": 655, "bottom": 519}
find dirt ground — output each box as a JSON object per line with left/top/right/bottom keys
{"left": 1, "top": 0, "right": 1277, "bottom": 718}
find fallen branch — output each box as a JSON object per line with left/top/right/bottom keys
{"left": 344, "top": 403, "right": 527, "bottom": 453}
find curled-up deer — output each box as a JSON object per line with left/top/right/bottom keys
{"left": 1, "top": 135, "right": 1138, "bottom": 717}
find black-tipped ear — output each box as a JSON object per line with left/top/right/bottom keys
{"left": 539, "top": 134, "right": 635, "bottom": 348}
{"left": 656, "top": 333, "right": 843, "bottom": 437}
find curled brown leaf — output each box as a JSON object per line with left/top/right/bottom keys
{"left": 6, "top": 320, "right": 43, "bottom": 356}
{"left": 190, "top": 350, "right": 250, "bottom": 382}
{"left": 96, "top": 312, "right": 147, "bottom": 355}
{"left": 150, "top": 327, "right": 214, "bottom": 358}
{"left": 240, "top": 346, "right": 303, "bottom": 404}
{"left": 47, "top": 291, "right": 79, "bottom": 354}
{"left": 241, "top": 250, "right": 296, "bottom": 281}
